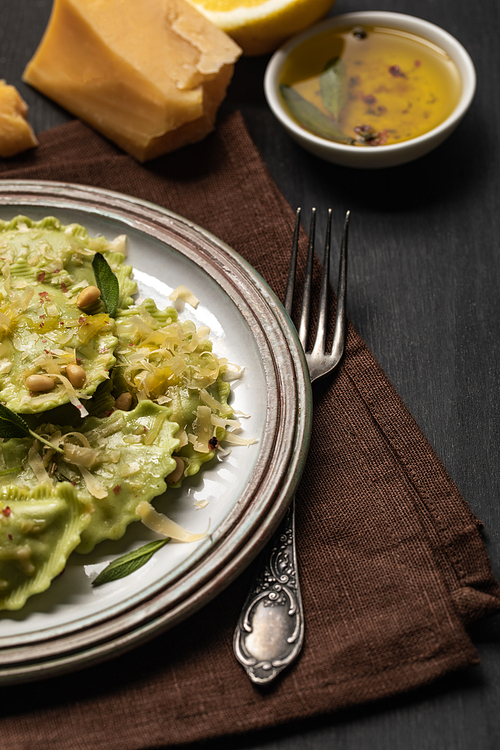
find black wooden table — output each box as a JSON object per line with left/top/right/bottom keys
{"left": 2, "top": 0, "right": 500, "bottom": 748}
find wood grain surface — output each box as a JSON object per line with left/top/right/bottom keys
{"left": 1, "top": 0, "right": 500, "bottom": 748}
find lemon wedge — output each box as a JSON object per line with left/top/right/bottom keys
{"left": 186, "top": 0, "right": 336, "bottom": 56}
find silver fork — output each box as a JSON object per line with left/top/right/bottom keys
{"left": 233, "top": 207, "right": 350, "bottom": 685}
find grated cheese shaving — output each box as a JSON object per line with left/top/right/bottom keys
{"left": 199, "top": 388, "right": 232, "bottom": 416}
{"left": 169, "top": 285, "right": 199, "bottom": 309}
{"left": 62, "top": 442, "right": 99, "bottom": 468}
{"left": 175, "top": 428, "right": 188, "bottom": 448}
{"left": 143, "top": 413, "right": 167, "bottom": 446}
{"left": 79, "top": 465, "right": 107, "bottom": 499}
{"left": 49, "top": 373, "right": 89, "bottom": 417}
{"left": 28, "top": 446, "right": 51, "bottom": 484}
{"left": 106, "top": 234, "right": 127, "bottom": 255}
{"left": 136, "top": 501, "right": 209, "bottom": 542}
{"left": 194, "top": 498, "right": 209, "bottom": 509}
{"left": 221, "top": 362, "right": 245, "bottom": 381}
{"left": 193, "top": 405, "right": 213, "bottom": 448}
{"left": 222, "top": 432, "right": 258, "bottom": 447}
{"left": 121, "top": 461, "right": 141, "bottom": 477}
{"left": 210, "top": 414, "right": 241, "bottom": 430}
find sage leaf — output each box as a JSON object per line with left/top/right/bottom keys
{"left": 280, "top": 85, "right": 355, "bottom": 145}
{"left": 92, "top": 538, "right": 170, "bottom": 586}
{"left": 0, "top": 403, "right": 31, "bottom": 440}
{"left": 0, "top": 402, "right": 64, "bottom": 453}
{"left": 92, "top": 252, "right": 120, "bottom": 318}
{"left": 320, "top": 57, "right": 349, "bottom": 121}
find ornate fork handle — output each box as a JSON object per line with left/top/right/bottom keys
{"left": 234, "top": 209, "right": 348, "bottom": 685}
{"left": 233, "top": 498, "right": 304, "bottom": 685}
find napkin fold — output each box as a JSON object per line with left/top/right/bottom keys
{"left": 0, "top": 112, "right": 499, "bottom": 750}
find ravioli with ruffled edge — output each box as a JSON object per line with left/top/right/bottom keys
{"left": 0, "top": 216, "right": 249, "bottom": 611}
{"left": 0, "top": 215, "right": 135, "bottom": 415}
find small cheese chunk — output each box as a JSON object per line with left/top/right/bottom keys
{"left": 23, "top": 0, "right": 241, "bottom": 161}
{"left": 0, "top": 80, "right": 38, "bottom": 158}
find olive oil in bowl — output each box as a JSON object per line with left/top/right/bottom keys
{"left": 279, "top": 24, "right": 462, "bottom": 147}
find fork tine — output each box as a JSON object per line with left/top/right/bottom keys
{"left": 285, "top": 207, "right": 301, "bottom": 317}
{"left": 298, "top": 207, "right": 316, "bottom": 349}
{"left": 311, "top": 209, "right": 332, "bottom": 356}
{"left": 330, "top": 209, "right": 350, "bottom": 364}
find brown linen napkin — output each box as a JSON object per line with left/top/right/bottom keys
{"left": 0, "top": 112, "right": 499, "bottom": 750}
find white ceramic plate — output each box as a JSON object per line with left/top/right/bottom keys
{"left": 0, "top": 181, "right": 312, "bottom": 684}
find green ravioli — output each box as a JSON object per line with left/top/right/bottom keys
{"left": 0, "top": 401, "right": 180, "bottom": 556}
{"left": 0, "top": 482, "right": 92, "bottom": 611}
{"left": 0, "top": 217, "right": 244, "bottom": 611}
{"left": 114, "top": 298, "right": 233, "bottom": 484}
{"left": 74, "top": 401, "right": 179, "bottom": 552}
{"left": 0, "top": 216, "right": 136, "bottom": 415}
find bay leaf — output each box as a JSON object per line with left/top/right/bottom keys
{"left": 320, "top": 57, "right": 349, "bottom": 121}
{"left": 280, "top": 85, "right": 355, "bottom": 145}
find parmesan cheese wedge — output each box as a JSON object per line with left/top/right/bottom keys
{"left": 23, "top": 0, "right": 241, "bottom": 161}
{"left": 0, "top": 80, "right": 38, "bottom": 158}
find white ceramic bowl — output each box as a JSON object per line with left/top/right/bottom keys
{"left": 264, "top": 11, "right": 476, "bottom": 168}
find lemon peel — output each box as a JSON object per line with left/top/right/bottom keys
{"left": 186, "top": 0, "right": 336, "bottom": 56}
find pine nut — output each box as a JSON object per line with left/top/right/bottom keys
{"left": 26, "top": 374, "right": 55, "bottom": 393}
{"left": 166, "top": 456, "right": 185, "bottom": 484}
{"left": 114, "top": 392, "right": 133, "bottom": 411}
{"left": 77, "top": 285, "right": 101, "bottom": 310}
{"left": 66, "top": 364, "right": 86, "bottom": 388}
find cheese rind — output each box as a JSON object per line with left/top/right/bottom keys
{"left": 23, "top": 0, "right": 241, "bottom": 161}
{"left": 0, "top": 81, "right": 38, "bottom": 158}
